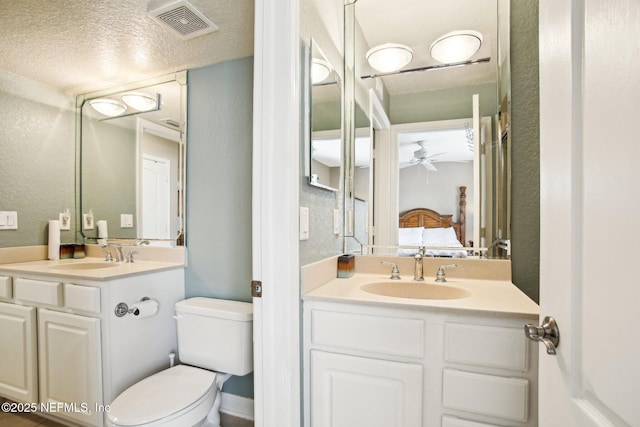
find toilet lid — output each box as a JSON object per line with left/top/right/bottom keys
{"left": 107, "top": 365, "right": 216, "bottom": 426}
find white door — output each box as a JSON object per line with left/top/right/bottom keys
{"left": 38, "top": 309, "right": 103, "bottom": 427}
{"left": 538, "top": 1, "right": 640, "bottom": 425}
{"left": 142, "top": 155, "right": 171, "bottom": 239}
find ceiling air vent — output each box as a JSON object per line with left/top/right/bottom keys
{"left": 148, "top": 0, "right": 219, "bottom": 40}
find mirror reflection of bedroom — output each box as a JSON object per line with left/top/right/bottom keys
{"left": 352, "top": 0, "right": 510, "bottom": 259}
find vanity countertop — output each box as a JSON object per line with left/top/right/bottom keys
{"left": 0, "top": 257, "right": 184, "bottom": 281}
{"left": 303, "top": 273, "right": 539, "bottom": 319}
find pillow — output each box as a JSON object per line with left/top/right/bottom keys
{"left": 398, "top": 227, "right": 424, "bottom": 247}
{"left": 422, "top": 227, "right": 462, "bottom": 247}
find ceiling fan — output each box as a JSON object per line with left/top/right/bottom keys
{"left": 402, "top": 140, "right": 444, "bottom": 171}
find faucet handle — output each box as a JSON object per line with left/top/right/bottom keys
{"left": 381, "top": 261, "right": 401, "bottom": 280}
{"left": 101, "top": 245, "right": 114, "bottom": 262}
{"left": 435, "top": 263, "right": 458, "bottom": 283}
{"left": 126, "top": 251, "right": 138, "bottom": 263}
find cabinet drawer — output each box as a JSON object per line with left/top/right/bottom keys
{"left": 444, "top": 323, "right": 527, "bottom": 371}
{"left": 442, "top": 369, "right": 529, "bottom": 422}
{"left": 14, "top": 278, "right": 63, "bottom": 306}
{"left": 442, "top": 415, "right": 500, "bottom": 427}
{"left": 310, "top": 309, "right": 424, "bottom": 358}
{"left": 64, "top": 284, "right": 101, "bottom": 314}
{"left": 0, "top": 276, "right": 12, "bottom": 299}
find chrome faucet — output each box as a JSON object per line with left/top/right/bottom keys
{"left": 482, "top": 238, "right": 511, "bottom": 258}
{"left": 414, "top": 246, "right": 425, "bottom": 281}
{"left": 101, "top": 243, "right": 124, "bottom": 262}
{"left": 435, "top": 264, "right": 457, "bottom": 283}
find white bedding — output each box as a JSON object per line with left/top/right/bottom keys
{"left": 398, "top": 226, "right": 467, "bottom": 258}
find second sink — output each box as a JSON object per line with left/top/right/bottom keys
{"left": 361, "top": 281, "right": 471, "bottom": 300}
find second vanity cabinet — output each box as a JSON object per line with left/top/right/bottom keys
{"left": 0, "top": 264, "right": 184, "bottom": 427}
{"left": 303, "top": 300, "right": 538, "bottom": 427}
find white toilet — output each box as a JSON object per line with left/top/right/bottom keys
{"left": 106, "top": 297, "right": 253, "bottom": 427}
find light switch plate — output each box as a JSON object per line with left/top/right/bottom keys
{"left": 120, "top": 214, "right": 134, "bottom": 228}
{"left": 333, "top": 209, "right": 340, "bottom": 235}
{"left": 0, "top": 211, "right": 18, "bottom": 230}
{"left": 299, "top": 207, "right": 309, "bottom": 240}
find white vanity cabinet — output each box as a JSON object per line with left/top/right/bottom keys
{"left": 303, "top": 300, "right": 538, "bottom": 427}
{"left": 0, "top": 266, "right": 184, "bottom": 427}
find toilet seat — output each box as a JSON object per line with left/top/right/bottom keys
{"left": 107, "top": 365, "right": 217, "bottom": 426}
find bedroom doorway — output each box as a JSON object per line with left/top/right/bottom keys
{"left": 389, "top": 115, "right": 493, "bottom": 250}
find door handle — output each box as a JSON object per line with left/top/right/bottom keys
{"left": 525, "top": 316, "right": 560, "bottom": 355}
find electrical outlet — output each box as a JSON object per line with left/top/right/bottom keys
{"left": 59, "top": 212, "right": 71, "bottom": 230}
{"left": 83, "top": 213, "right": 94, "bottom": 230}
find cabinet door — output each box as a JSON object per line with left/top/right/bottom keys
{"left": 311, "top": 350, "right": 422, "bottom": 427}
{"left": 38, "top": 308, "right": 103, "bottom": 427}
{"left": 0, "top": 302, "right": 37, "bottom": 403}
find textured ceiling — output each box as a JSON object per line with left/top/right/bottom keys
{"left": 0, "top": 0, "right": 254, "bottom": 95}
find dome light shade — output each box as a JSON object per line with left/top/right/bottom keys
{"left": 430, "top": 30, "right": 482, "bottom": 64}
{"left": 121, "top": 92, "right": 158, "bottom": 111}
{"left": 89, "top": 99, "right": 127, "bottom": 117}
{"left": 366, "top": 43, "right": 413, "bottom": 73}
{"left": 311, "top": 58, "right": 332, "bottom": 84}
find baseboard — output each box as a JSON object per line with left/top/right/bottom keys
{"left": 220, "top": 392, "right": 254, "bottom": 421}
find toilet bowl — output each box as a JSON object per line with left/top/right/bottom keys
{"left": 106, "top": 298, "right": 253, "bottom": 427}
{"left": 106, "top": 365, "right": 217, "bottom": 427}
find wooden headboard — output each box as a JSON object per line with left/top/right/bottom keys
{"left": 398, "top": 186, "right": 467, "bottom": 246}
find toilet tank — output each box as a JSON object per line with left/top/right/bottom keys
{"left": 175, "top": 297, "right": 253, "bottom": 376}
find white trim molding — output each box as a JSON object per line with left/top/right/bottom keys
{"left": 221, "top": 392, "right": 254, "bottom": 421}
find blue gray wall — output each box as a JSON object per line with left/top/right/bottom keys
{"left": 0, "top": 74, "right": 76, "bottom": 248}
{"left": 185, "top": 57, "right": 254, "bottom": 398}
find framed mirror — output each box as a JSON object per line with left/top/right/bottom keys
{"left": 306, "top": 40, "right": 342, "bottom": 192}
{"left": 76, "top": 72, "right": 187, "bottom": 245}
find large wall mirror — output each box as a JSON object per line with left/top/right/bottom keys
{"left": 345, "top": 0, "right": 511, "bottom": 258}
{"left": 76, "top": 72, "right": 187, "bottom": 246}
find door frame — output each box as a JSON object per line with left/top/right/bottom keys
{"left": 252, "top": 0, "right": 302, "bottom": 426}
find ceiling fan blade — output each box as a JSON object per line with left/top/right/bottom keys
{"left": 423, "top": 162, "right": 438, "bottom": 172}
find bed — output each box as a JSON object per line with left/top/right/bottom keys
{"left": 398, "top": 186, "right": 468, "bottom": 257}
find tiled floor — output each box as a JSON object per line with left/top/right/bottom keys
{"left": 0, "top": 398, "right": 254, "bottom": 427}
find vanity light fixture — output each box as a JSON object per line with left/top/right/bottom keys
{"left": 121, "top": 92, "right": 159, "bottom": 112}
{"left": 89, "top": 99, "right": 127, "bottom": 117}
{"left": 311, "top": 58, "right": 332, "bottom": 84}
{"left": 366, "top": 43, "right": 413, "bottom": 73}
{"left": 430, "top": 30, "right": 483, "bottom": 64}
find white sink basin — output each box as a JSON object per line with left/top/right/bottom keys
{"left": 50, "top": 262, "right": 119, "bottom": 271}
{"left": 360, "top": 281, "right": 471, "bottom": 300}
